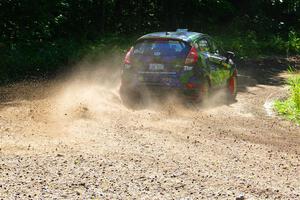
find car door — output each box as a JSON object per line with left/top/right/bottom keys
{"left": 195, "top": 37, "right": 224, "bottom": 88}
{"left": 205, "top": 37, "right": 231, "bottom": 88}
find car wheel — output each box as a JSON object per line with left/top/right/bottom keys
{"left": 227, "top": 75, "right": 237, "bottom": 101}
{"left": 198, "top": 79, "right": 210, "bottom": 102}
{"left": 120, "top": 85, "right": 142, "bottom": 109}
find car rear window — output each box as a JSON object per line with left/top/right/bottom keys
{"left": 133, "top": 39, "right": 190, "bottom": 56}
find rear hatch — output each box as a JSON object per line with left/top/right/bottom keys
{"left": 131, "top": 39, "right": 191, "bottom": 87}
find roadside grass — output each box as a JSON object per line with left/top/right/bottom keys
{"left": 274, "top": 73, "right": 300, "bottom": 124}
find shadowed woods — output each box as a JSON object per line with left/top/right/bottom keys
{"left": 237, "top": 56, "right": 299, "bottom": 91}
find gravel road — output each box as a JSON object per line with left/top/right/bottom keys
{"left": 0, "top": 57, "right": 299, "bottom": 199}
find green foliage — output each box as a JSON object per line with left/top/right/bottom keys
{"left": 288, "top": 31, "right": 300, "bottom": 53}
{"left": 0, "top": 0, "right": 299, "bottom": 82}
{"left": 0, "top": 35, "right": 134, "bottom": 83}
{"left": 287, "top": 65, "right": 297, "bottom": 74}
{"left": 213, "top": 31, "right": 293, "bottom": 58}
{"left": 274, "top": 75, "right": 300, "bottom": 124}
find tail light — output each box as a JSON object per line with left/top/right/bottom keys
{"left": 185, "top": 47, "right": 198, "bottom": 65}
{"left": 124, "top": 47, "right": 134, "bottom": 64}
{"left": 186, "top": 82, "right": 197, "bottom": 89}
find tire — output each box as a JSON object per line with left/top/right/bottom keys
{"left": 119, "top": 85, "right": 142, "bottom": 109}
{"left": 198, "top": 79, "right": 210, "bottom": 102}
{"left": 227, "top": 75, "right": 237, "bottom": 101}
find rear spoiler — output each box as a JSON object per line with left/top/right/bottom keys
{"left": 135, "top": 37, "right": 188, "bottom": 45}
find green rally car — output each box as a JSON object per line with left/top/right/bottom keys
{"left": 120, "top": 29, "right": 237, "bottom": 106}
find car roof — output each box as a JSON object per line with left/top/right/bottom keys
{"left": 137, "top": 31, "right": 205, "bottom": 43}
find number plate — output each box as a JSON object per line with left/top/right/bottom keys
{"left": 149, "top": 63, "right": 164, "bottom": 71}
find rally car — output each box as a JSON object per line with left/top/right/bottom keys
{"left": 120, "top": 29, "right": 237, "bottom": 106}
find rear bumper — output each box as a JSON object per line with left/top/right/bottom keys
{"left": 120, "top": 81, "right": 200, "bottom": 99}
{"left": 121, "top": 69, "right": 204, "bottom": 98}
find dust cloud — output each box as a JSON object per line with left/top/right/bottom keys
{"left": 52, "top": 52, "right": 189, "bottom": 122}
{"left": 0, "top": 50, "right": 235, "bottom": 149}
{"left": 51, "top": 54, "right": 232, "bottom": 127}
{"left": 51, "top": 52, "right": 126, "bottom": 124}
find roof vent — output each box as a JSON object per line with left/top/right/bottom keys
{"left": 176, "top": 29, "right": 188, "bottom": 33}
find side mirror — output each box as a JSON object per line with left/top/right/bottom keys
{"left": 226, "top": 51, "right": 235, "bottom": 61}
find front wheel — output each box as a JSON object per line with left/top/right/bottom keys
{"left": 227, "top": 75, "right": 237, "bottom": 101}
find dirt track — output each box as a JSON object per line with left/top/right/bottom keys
{"left": 0, "top": 57, "right": 300, "bottom": 199}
